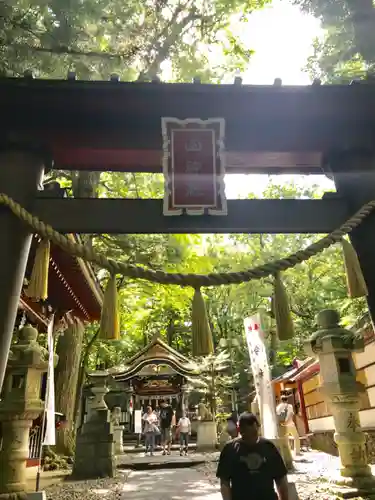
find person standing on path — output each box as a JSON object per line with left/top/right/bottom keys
{"left": 154, "top": 405, "right": 161, "bottom": 448}
{"left": 159, "top": 399, "right": 174, "bottom": 455}
{"left": 142, "top": 406, "right": 158, "bottom": 456}
{"left": 216, "top": 412, "right": 289, "bottom": 500}
{"left": 276, "top": 396, "right": 301, "bottom": 456}
{"left": 177, "top": 411, "right": 191, "bottom": 456}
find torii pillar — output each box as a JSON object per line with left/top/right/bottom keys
{"left": 0, "top": 148, "right": 45, "bottom": 392}
{"left": 329, "top": 150, "right": 375, "bottom": 325}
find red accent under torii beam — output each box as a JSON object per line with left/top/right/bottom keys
{"left": 51, "top": 147, "right": 323, "bottom": 174}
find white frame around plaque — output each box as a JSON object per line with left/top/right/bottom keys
{"left": 161, "top": 117, "right": 227, "bottom": 216}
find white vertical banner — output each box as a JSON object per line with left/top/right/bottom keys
{"left": 134, "top": 410, "right": 142, "bottom": 434}
{"left": 244, "top": 313, "right": 278, "bottom": 439}
{"left": 43, "top": 315, "right": 56, "bottom": 446}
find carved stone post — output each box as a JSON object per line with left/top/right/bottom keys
{"left": 72, "top": 370, "right": 115, "bottom": 479}
{"left": 111, "top": 407, "right": 124, "bottom": 455}
{"left": 305, "top": 310, "right": 373, "bottom": 481}
{"left": 0, "top": 325, "right": 49, "bottom": 499}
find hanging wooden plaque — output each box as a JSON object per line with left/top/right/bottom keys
{"left": 162, "top": 118, "right": 227, "bottom": 216}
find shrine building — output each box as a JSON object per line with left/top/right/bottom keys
{"left": 82, "top": 335, "right": 200, "bottom": 436}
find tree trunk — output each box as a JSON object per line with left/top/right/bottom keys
{"left": 73, "top": 327, "right": 100, "bottom": 426}
{"left": 167, "top": 317, "right": 174, "bottom": 347}
{"left": 54, "top": 320, "right": 85, "bottom": 455}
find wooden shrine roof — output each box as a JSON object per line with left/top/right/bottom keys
{"left": 24, "top": 235, "right": 103, "bottom": 323}
{"left": 2, "top": 76, "right": 375, "bottom": 174}
{"left": 272, "top": 358, "right": 319, "bottom": 385}
{"left": 110, "top": 335, "right": 198, "bottom": 381}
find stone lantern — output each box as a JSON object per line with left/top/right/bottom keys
{"left": 0, "top": 325, "right": 49, "bottom": 499}
{"left": 88, "top": 369, "right": 109, "bottom": 411}
{"left": 305, "top": 309, "right": 372, "bottom": 480}
{"left": 72, "top": 369, "right": 115, "bottom": 479}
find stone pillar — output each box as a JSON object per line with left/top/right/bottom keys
{"left": 72, "top": 370, "right": 115, "bottom": 479}
{"left": 196, "top": 404, "right": 217, "bottom": 452}
{"left": 111, "top": 407, "right": 124, "bottom": 455}
{"left": 305, "top": 309, "right": 373, "bottom": 481}
{"left": 0, "top": 150, "right": 45, "bottom": 392}
{"left": 197, "top": 421, "right": 217, "bottom": 452}
{"left": 0, "top": 325, "right": 49, "bottom": 499}
{"left": 329, "top": 151, "right": 375, "bottom": 326}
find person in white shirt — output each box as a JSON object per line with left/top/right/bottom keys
{"left": 276, "top": 396, "right": 301, "bottom": 456}
{"left": 177, "top": 411, "right": 191, "bottom": 456}
{"left": 142, "top": 406, "right": 158, "bottom": 456}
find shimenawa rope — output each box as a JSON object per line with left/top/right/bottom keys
{"left": 1, "top": 192, "right": 375, "bottom": 287}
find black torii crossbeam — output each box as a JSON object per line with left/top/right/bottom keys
{"left": 33, "top": 196, "right": 348, "bottom": 234}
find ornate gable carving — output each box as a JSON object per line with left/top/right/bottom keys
{"left": 143, "top": 342, "right": 176, "bottom": 361}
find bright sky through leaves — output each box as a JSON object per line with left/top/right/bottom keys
{"left": 241, "top": 0, "right": 322, "bottom": 85}
{"left": 224, "top": 0, "right": 332, "bottom": 199}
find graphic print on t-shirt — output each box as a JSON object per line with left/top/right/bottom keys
{"left": 216, "top": 438, "right": 288, "bottom": 500}
{"left": 160, "top": 406, "right": 173, "bottom": 427}
{"left": 239, "top": 452, "right": 266, "bottom": 472}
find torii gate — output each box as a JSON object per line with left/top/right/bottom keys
{"left": 0, "top": 76, "right": 374, "bottom": 392}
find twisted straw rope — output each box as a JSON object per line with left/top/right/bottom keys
{"left": 1, "top": 192, "right": 375, "bottom": 288}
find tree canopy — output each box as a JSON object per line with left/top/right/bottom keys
{"left": 294, "top": 0, "right": 375, "bottom": 82}
{"left": 1, "top": 0, "right": 269, "bottom": 80}
{"left": 85, "top": 177, "right": 367, "bottom": 376}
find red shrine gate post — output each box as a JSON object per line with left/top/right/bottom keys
{"left": 0, "top": 148, "right": 45, "bottom": 390}
{"left": 1, "top": 78, "right": 375, "bottom": 395}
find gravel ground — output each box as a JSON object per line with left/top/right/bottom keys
{"left": 45, "top": 469, "right": 129, "bottom": 500}
{"left": 44, "top": 450, "right": 374, "bottom": 500}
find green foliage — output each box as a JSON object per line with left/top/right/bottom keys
{"left": 294, "top": 0, "right": 375, "bottom": 82}
{"left": 79, "top": 176, "right": 368, "bottom": 405}
{"left": 190, "top": 351, "right": 236, "bottom": 414}
{"left": 1, "top": 0, "right": 269, "bottom": 80}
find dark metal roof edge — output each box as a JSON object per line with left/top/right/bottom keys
{"left": 1, "top": 77, "right": 374, "bottom": 94}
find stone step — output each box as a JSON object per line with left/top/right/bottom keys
{"left": 117, "top": 451, "right": 219, "bottom": 471}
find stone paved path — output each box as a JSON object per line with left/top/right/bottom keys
{"left": 44, "top": 468, "right": 219, "bottom": 500}
{"left": 122, "top": 469, "right": 220, "bottom": 500}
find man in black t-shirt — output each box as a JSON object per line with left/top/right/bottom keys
{"left": 159, "top": 399, "right": 174, "bottom": 455}
{"left": 216, "top": 412, "right": 289, "bottom": 500}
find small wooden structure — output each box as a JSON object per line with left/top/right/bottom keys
{"left": 19, "top": 235, "right": 102, "bottom": 329}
